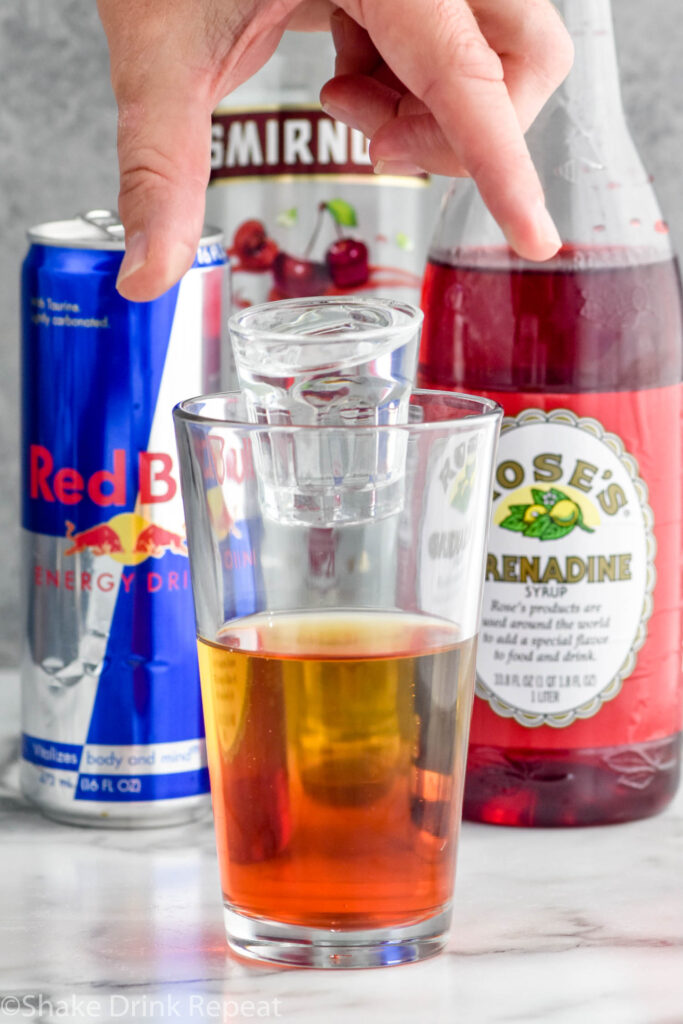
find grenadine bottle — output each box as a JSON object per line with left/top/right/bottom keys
{"left": 420, "top": 0, "right": 683, "bottom": 825}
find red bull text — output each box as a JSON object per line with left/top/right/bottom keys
{"left": 21, "top": 210, "right": 229, "bottom": 826}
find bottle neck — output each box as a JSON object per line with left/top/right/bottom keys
{"left": 428, "top": 0, "right": 671, "bottom": 266}
{"left": 551, "top": 0, "right": 626, "bottom": 121}
{"left": 523, "top": 0, "right": 668, "bottom": 260}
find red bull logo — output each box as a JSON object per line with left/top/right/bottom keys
{"left": 134, "top": 524, "right": 187, "bottom": 558}
{"left": 64, "top": 522, "right": 124, "bottom": 557}
{"left": 198, "top": 434, "right": 249, "bottom": 541}
{"left": 63, "top": 512, "right": 187, "bottom": 564}
{"left": 201, "top": 434, "right": 254, "bottom": 486}
{"left": 29, "top": 445, "right": 176, "bottom": 507}
{"left": 31, "top": 511, "right": 191, "bottom": 595}
{"left": 30, "top": 443, "right": 190, "bottom": 572}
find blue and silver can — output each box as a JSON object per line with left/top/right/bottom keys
{"left": 20, "top": 210, "right": 229, "bottom": 826}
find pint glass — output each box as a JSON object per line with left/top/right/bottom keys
{"left": 174, "top": 324, "right": 500, "bottom": 969}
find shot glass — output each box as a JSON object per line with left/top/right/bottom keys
{"left": 174, "top": 389, "right": 501, "bottom": 968}
{"left": 228, "top": 296, "right": 422, "bottom": 525}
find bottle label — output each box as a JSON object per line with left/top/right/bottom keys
{"left": 206, "top": 105, "right": 435, "bottom": 310}
{"left": 210, "top": 108, "right": 377, "bottom": 180}
{"left": 465, "top": 387, "right": 682, "bottom": 748}
{"left": 414, "top": 428, "right": 491, "bottom": 644}
{"left": 477, "top": 406, "right": 655, "bottom": 727}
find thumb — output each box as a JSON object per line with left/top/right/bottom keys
{"left": 115, "top": 96, "right": 211, "bottom": 302}
{"left": 98, "top": 2, "right": 213, "bottom": 301}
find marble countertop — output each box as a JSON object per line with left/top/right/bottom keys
{"left": 1, "top": 670, "right": 682, "bottom": 1024}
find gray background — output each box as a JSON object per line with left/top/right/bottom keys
{"left": 0, "top": 1, "right": 681, "bottom": 665}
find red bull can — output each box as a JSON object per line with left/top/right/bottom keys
{"left": 21, "top": 210, "right": 230, "bottom": 826}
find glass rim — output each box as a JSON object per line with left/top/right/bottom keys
{"left": 173, "top": 388, "right": 502, "bottom": 433}
{"left": 228, "top": 295, "right": 423, "bottom": 346}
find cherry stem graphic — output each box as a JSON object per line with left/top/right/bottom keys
{"left": 304, "top": 203, "right": 328, "bottom": 259}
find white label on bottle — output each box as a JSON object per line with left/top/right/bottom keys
{"left": 206, "top": 106, "right": 438, "bottom": 311}
{"left": 476, "top": 409, "right": 655, "bottom": 728}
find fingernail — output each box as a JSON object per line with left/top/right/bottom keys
{"left": 532, "top": 200, "right": 562, "bottom": 253}
{"left": 116, "top": 231, "right": 147, "bottom": 290}
{"left": 374, "top": 159, "right": 425, "bottom": 177}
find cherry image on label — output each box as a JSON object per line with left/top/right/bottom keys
{"left": 271, "top": 252, "right": 331, "bottom": 299}
{"left": 420, "top": 249, "right": 683, "bottom": 826}
{"left": 326, "top": 238, "right": 369, "bottom": 288}
{"left": 270, "top": 200, "right": 370, "bottom": 299}
{"left": 226, "top": 198, "right": 420, "bottom": 306}
{"left": 232, "top": 220, "right": 278, "bottom": 271}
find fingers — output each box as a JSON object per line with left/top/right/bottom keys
{"left": 286, "top": 0, "right": 337, "bottom": 31}
{"left": 98, "top": 0, "right": 288, "bottom": 301}
{"left": 113, "top": 96, "right": 211, "bottom": 302}
{"left": 329, "top": 0, "right": 572, "bottom": 259}
{"left": 472, "top": 0, "right": 574, "bottom": 130}
{"left": 321, "top": 76, "right": 445, "bottom": 176}
{"left": 328, "top": 10, "right": 406, "bottom": 97}
{"left": 329, "top": 7, "right": 380, "bottom": 77}
{"left": 98, "top": 0, "right": 337, "bottom": 301}
{"left": 322, "top": 75, "right": 402, "bottom": 137}
{"left": 98, "top": 0, "right": 216, "bottom": 300}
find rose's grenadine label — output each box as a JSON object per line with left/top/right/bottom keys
{"left": 469, "top": 386, "right": 682, "bottom": 749}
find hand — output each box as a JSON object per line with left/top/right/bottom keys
{"left": 97, "top": 0, "right": 573, "bottom": 301}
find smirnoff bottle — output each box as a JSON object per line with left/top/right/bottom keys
{"left": 206, "top": 31, "right": 438, "bottom": 310}
{"left": 419, "top": 0, "right": 683, "bottom": 824}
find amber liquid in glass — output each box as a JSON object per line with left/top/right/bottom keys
{"left": 197, "top": 610, "right": 476, "bottom": 929}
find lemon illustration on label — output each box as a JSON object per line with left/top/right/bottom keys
{"left": 448, "top": 455, "right": 476, "bottom": 513}
{"left": 499, "top": 487, "right": 593, "bottom": 541}
{"left": 550, "top": 498, "right": 580, "bottom": 527}
{"left": 523, "top": 503, "right": 547, "bottom": 524}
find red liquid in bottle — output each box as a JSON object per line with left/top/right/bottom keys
{"left": 420, "top": 249, "right": 683, "bottom": 826}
